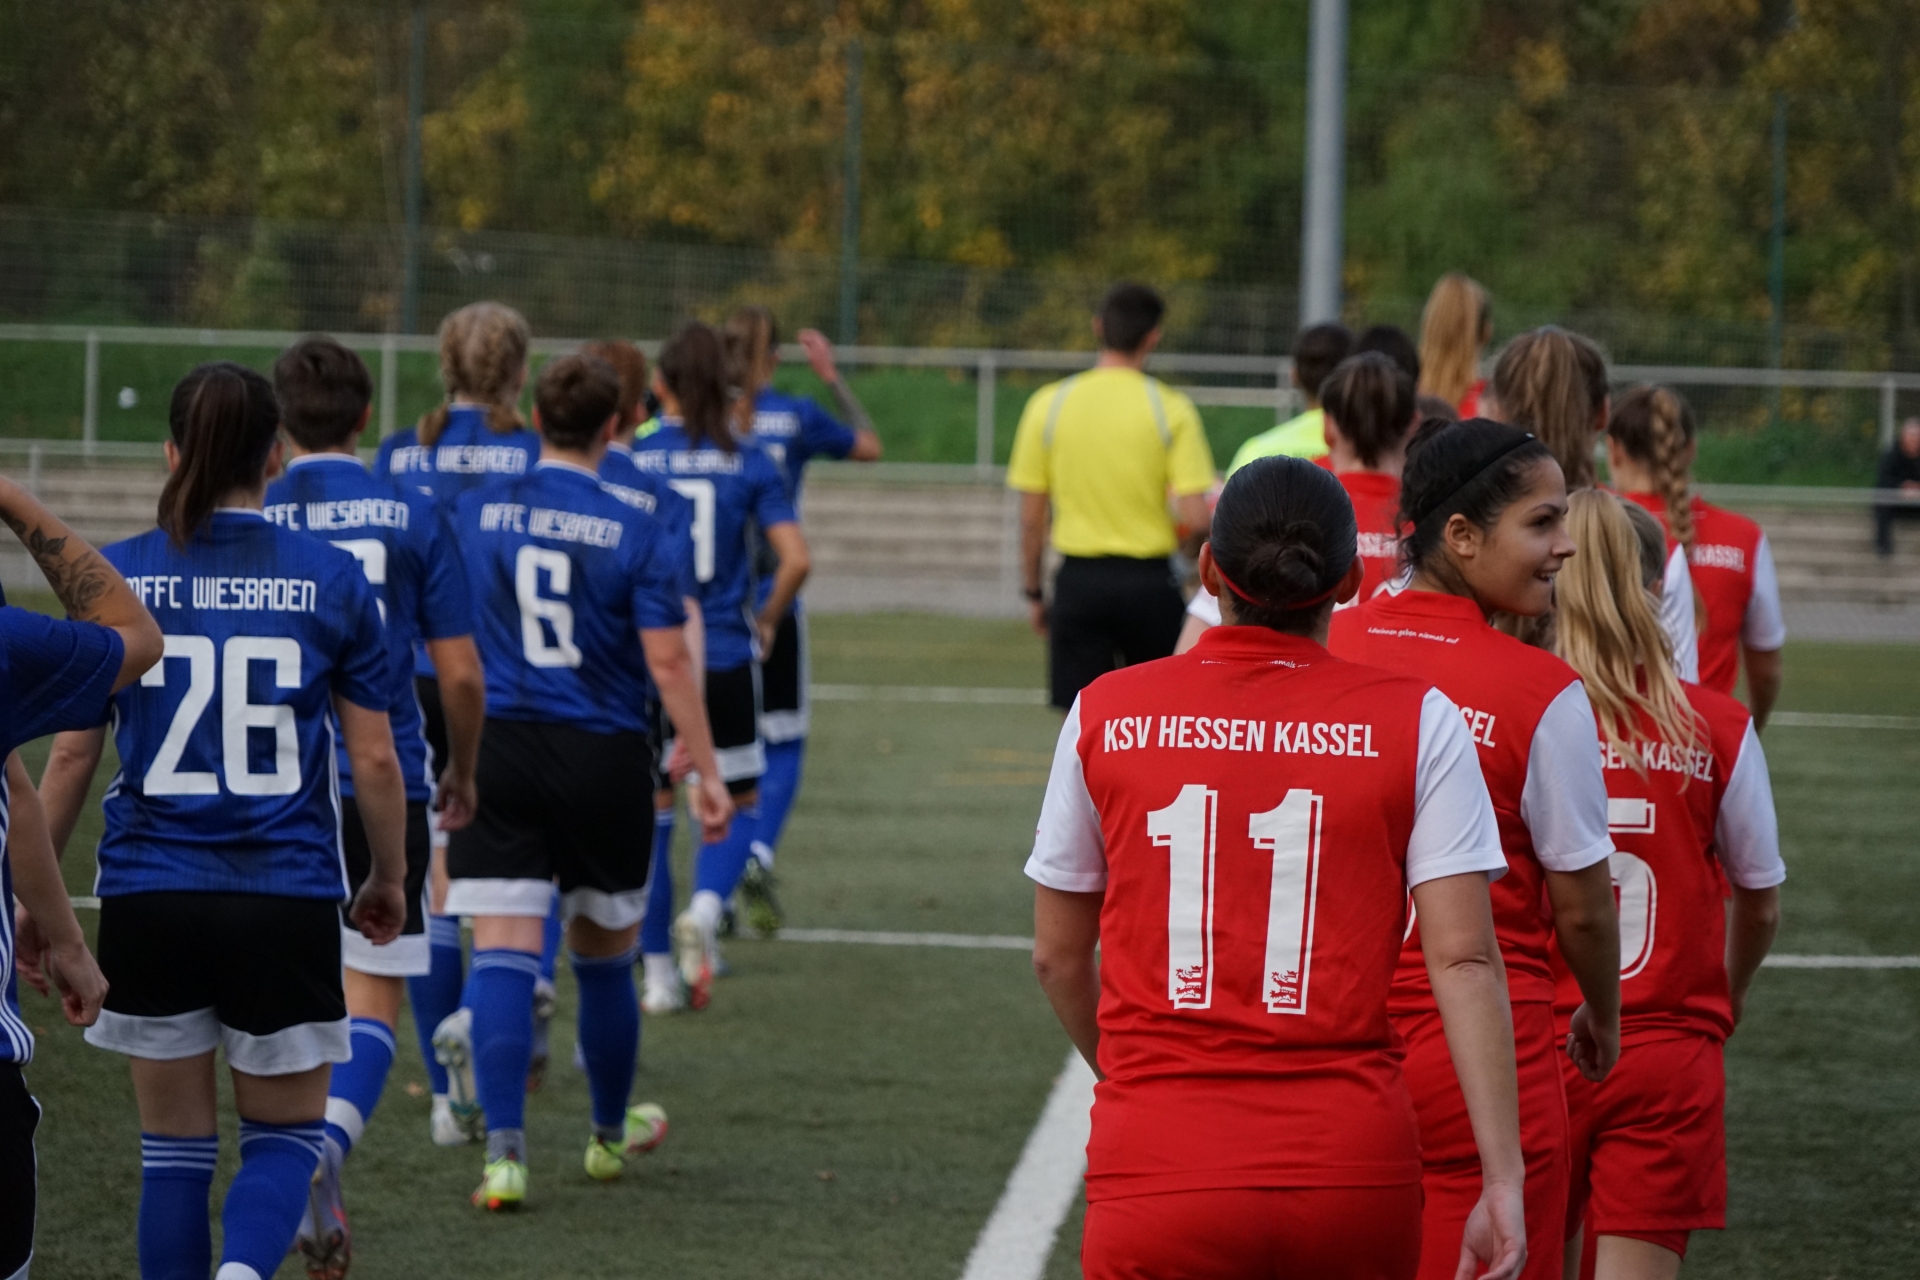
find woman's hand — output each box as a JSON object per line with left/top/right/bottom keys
{"left": 1455, "top": 1177, "right": 1527, "bottom": 1280}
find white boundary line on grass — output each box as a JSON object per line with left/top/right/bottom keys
{"left": 958, "top": 1050, "right": 1097, "bottom": 1280}
{"left": 1767, "top": 710, "right": 1920, "bottom": 730}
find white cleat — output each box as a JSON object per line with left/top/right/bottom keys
{"left": 641, "top": 977, "right": 686, "bottom": 1016}
{"left": 429, "top": 1095, "right": 471, "bottom": 1147}
{"left": 431, "top": 1007, "right": 485, "bottom": 1143}
{"left": 672, "top": 910, "right": 715, "bottom": 1011}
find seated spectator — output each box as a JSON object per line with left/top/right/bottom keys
{"left": 1875, "top": 417, "right": 1920, "bottom": 556}
{"left": 1227, "top": 322, "right": 1352, "bottom": 472}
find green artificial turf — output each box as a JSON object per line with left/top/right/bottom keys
{"left": 8, "top": 616, "right": 1920, "bottom": 1276}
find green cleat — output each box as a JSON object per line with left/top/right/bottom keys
{"left": 472, "top": 1156, "right": 527, "bottom": 1212}
{"left": 736, "top": 857, "right": 784, "bottom": 937}
{"left": 623, "top": 1102, "right": 669, "bottom": 1156}
{"left": 583, "top": 1136, "right": 627, "bottom": 1182}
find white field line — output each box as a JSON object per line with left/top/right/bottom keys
{"left": 959, "top": 1050, "right": 1096, "bottom": 1280}
{"left": 1768, "top": 710, "right": 1920, "bottom": 730}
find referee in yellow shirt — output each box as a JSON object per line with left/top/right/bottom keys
{"left": 1008, "top": 283, "right": 1217, "bottom": 710}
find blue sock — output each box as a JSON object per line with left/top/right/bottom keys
{"left": 219, "top": 1120, "right": 325, "bottom": 1280}
{"left": 694, "top": 804, "right": 763, "bottom": 901}
{"left": 572, "top": 946, "right": 641, "bottom": 1137}
{"left": 755, "top": 737, "right": 807, "bottom": 862}
{"left": 539, "top": 887, "right": 563, "bottom": 985}
{"left": 468, "top": 948, "right": 540, "bottom": 1136}
{"left": 408, "top": 914, "right": 464, "bottom": 1096}
{"left": 642, "top": 804, "right": 676, "bottom": 956}
{"left": 324, "top": 1017, "right": 397, "bottom": 1162}
{"left": 139, "top": 1133, "right": 217, "bottom": 1280}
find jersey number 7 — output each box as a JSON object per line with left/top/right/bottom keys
{"left": 1149, "top": 784, "right": 1324, "bottom": 1017}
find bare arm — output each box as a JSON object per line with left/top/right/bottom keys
{"left": 423, "top": 635, "right": 485, "bottom": 831}
{"left": 1172, "top": 492, "right": 1211, "bottom": 559}
{"left": 6, "top": 752, "right": 108, "bottom": 1024}
{"left": 1020, "top": 490, "right": 1050, "bottom": 636}
{"left": 0, "top": 476, "right": 161, "bottom": 690}
{"left": 1415, "top": 871, "right": 1529, "bottom": 1280}
{"left": 1742, "top": 646, "right": 1783, "bottom": 733}
{"left": 336, "top": 696, "right": 408, "bottom": 946}
{"left": 1032, "top": 885, "right": 1103, "bottom": 1076}
{"left": 39, "top": 726, "right": 106, "bottom": 858}
{"left": 643, "top": 625, "right": 735, "bottom": 843}
{"left": 1543, "top": 861, "right": 1621, "bottom": 1081}
{"left": 797, "top": 328, "right": 883, "bottom": 460}
{"left": 1726, "top": 885, "right": 1781, "bottom": 1028}
{"left": 754, "top": 522, "right": 811, "bottom": 652}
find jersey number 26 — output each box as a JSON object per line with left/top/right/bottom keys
{"left": 142, "top": 634, "right": 302, "bottom": 797}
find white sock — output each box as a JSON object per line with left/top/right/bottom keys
{"left": 643, "top": 953, "right": 678, "bottom": 988}
{"left": 216, "top": 1266, "right": 264, "bottom": 1280}
{"left": 688, "top": 890, "right": 725, "bottom": 932}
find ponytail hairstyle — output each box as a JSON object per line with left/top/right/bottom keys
{"left": 1488, "top": 326, "right": 1608, "bottom": 489}
{"left": 1318, "top": 352, "right": 1417, "bottom": 469}
{"left": 1418, "top": 273, "right": 1491, "bottom": 408}
{"left": 1397, "top": 417, "right": 1555, "bottom": 578}
{"left": 658, "top": 321, "right": 734, "bottom": 452}
{"left": 724, "top": 306, "right": 778, "bottom": 400}
{"left": 1608, "top": 384, "right": 1697, "bottom": 554}
{"left": 1555, "top": 489, "right": 1701, "bottom": 770}
{"left": 1206, "top": 456, "right": 1357, "bottom": 635}
{"left": 579, "top": 340, "right": 649, "bottom": 428}
{"left": 159, "top": 362, "right": 281, "bottom": 546}
{"left": 418, "top": 301, "right": 531, "bottom": 447}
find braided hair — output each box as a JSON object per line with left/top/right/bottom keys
{"left": 1608, "top": 384, "right": 1697, "bottom": 554}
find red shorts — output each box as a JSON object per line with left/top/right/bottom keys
{"left": 1564, "top": 1033, "right": 1725, "bottom": 1240}
{"left": 1394, "top": 1000, "right": 1568, "bottom": 1280}
{"left": 1081, "top": 1185, "right": 1422, "bottom": 1280}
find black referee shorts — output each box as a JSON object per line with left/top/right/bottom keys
{"left": 1048, "top": 555, "right": 1186, "bottom": 710}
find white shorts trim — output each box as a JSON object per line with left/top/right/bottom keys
{"left": 761, "top": 708, "right": 808, "bottom": 744}
{"left": 443, "top": 877, "right": 556, "bottom": 918}
{"left": 562, "top": 887, "right": 648, "bottom": 931}
{"left": 716, "top": 740, "right": 767, "bottom": 783}
{"left": 85, "top": 1009, "right": 351, "bottom": 1075}
{"left": 341, "top": 927, "right": 431, "bottom": 978}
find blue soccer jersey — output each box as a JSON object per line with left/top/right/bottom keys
{"left": 632, "top": 424, "right": 796, "bottom": 670}
{"left": 601, "top": 441, "right": 697, "bottom": 604}
{"left": 265, "top": 454, "right": 475, "bottom": 802}
{"left": 749, "top": 387, "right": 858, "bottom": 505}
{"left": 0, "top": 595, "right": 124, "bottom": 1063}
{"left": 97, "top": 512, "right": 391, "bottom": 900}
{"left": 454, "top": 461, "right": 687, "bottom": 737}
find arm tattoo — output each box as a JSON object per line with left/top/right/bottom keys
{"left": 825, "top": 378, "right": 875, "bottom": 436}
{"left": 3, "top": 512, "right": 112, "bottom": 620}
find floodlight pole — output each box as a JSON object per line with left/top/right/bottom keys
{"left": 400, "top": 2, "right": 426, "bottom": 335}
{"left": 838, "top": 37, "right": 864, "bottom": 347}
{"left": 1298, "top": 0, "right": 1348, "bottom": 328}
{"left": 1767, "top": 91, "right": 1786, "bottom": 426}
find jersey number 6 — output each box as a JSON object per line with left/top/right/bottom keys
{"left": 1149, "top": 784, "right": 1324, "bottom": 1017}
{"left": 141, "top": 634, "right": 302, "bottom": 797}
{"left": 516, "top": 545, "right": 583, "bottom": 669}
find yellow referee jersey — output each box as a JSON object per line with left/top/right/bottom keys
{"left": 1006, "top": 367, "right": 1216, "bottom": 559}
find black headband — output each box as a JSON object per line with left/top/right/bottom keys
{"left": 1411, "top": 431, "right": 1538, "bottom": 543}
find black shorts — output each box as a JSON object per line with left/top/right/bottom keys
{"left": 85, "top": 893, "right": 349, "bottom": 1076}
{"left": 1048, "top": 555, "right": 1187, "bottom": 710}
{"left": 416, "top": 675, "right": 449, "bottom": 781}
{"left": 444, "top": 718, "right": 657, "bottom": 929}
{"left": 759, "top": 608, "right": 809, "bottom": 743}
{"left": 706, "top": 662, "right": 765, "bottom": 793}
{"left": 340, "top": 797, "right": 432, "bottom": 977}
{"left": 0, "top": 1064, "right": 38, "bottom": 1277}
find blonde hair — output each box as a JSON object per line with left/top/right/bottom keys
{"left": 1556, "top": 489, "right": 1699, "bottom": 770}
{"left": 1608, "top": 384, "right": 1696, "bottom": 554}
{"left": 418, "top": 301, "right": 531, "bottom": 447}
{"left": 1489, "top": 326, "right": 1608, "bottom": 489}
{"left": 723, "top": 306, "right": 777, "bottom": 435}
{"left": 1418, "top": 273, "right": 1491, "bottom": 408}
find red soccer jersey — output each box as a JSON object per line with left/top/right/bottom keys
{"left": 1337, "top": 470, "right": 1403, "bottom": 604}
{"left": 1621, "top": 493, "right": 1782, "bottom": 696}
{"left": 1026, "top": 626, "right": 1503, "bottom": 1198}
{"left": 1329, "top": 591, "right": 1614, "bottom": 1007}
{"left": 1552, "top": 682, "right": 1784, "bottom": 1046}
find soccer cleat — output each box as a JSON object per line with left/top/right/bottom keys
{"left": 736, "top": 857, "right": 784, "bottom": 937}
{"left": 528, "top": 978, "right": 557, "bottom": 1092}
{"left": 583, "top": 1136, "right": 626, "bottom": 1182}
{"left": 432, "top": 1008, "right": 486, "bottom": 1142}
{"left": 430, "top": 1095, "right": 473, "bottom": 1147}
{"left": 623, "top": 1102, "right": 669, "bottom": 1156}
{"left": 641, "top": 977, "right": 685, "bottom": 1016}
{"left": 472, "top": 1156, "right": 527, "bottom": 1211}
{"left": 672, "top": 911, "right": 715, "bottom": 1010}
{"left": 295, "top": 1147, "right": 351, "bottom": 1278}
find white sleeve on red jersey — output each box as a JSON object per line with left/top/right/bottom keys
{"left": 1519, "top": 683, "right": 1615, "bottom": 872}
{"left": 1714, "top": 720, "right": 1786, "bottom": 889}
{"left": 1186, "top": 588, "right": 1222, "bottom": 626}
{"left": 1741, "top": 533, "right": 1787, "bottom": 651}
{"left": 1025, "top": 696, "right": 1109, "bottom": 892}
{"left": 1405, "top": 689, "right": 1509, "bottom": 888}
{"left": 1662, "top": 545, "right": 1701, "bottom": 683}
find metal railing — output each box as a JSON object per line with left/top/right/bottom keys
{"left": 3, "top": 322, "right": 1917, "bottom": 470}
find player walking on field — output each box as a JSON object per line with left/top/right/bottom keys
{"left": 1030, "top": 456, "right": 1527, "bottom": 1280}
{"left": 443, "top": 353, "right": 732, "bottom": 1210}
{"left": 1606, "top": 386, "right": 1785, "bottom": 728}
{"left": 40, "top": 364, "right": 410, "bottom": 1280}
{"left": 631, "top": 324, "right": 810, "bottom": 1011}
{"left": 1327, "top": 418, "right": 1624, "bottom": 1280}
{"left": 1551, "top": 492, "right": 1783, "bottom": 1279}
{"left": 262, "top": 336, "right": 486, "bottom": 1277}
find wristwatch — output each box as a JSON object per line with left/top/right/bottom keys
{"left": 1023, "top": 586, "right": 1045, "bottom": 603}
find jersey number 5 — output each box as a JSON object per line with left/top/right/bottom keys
{"left": 667, "top": 479, "right": 716, "bottom": 584}
{"left": 1149, "top": 784, "right": 1324, "bottom": 1016}
{"left": 142, "top": 634, "right": 302, "bottom": 797}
